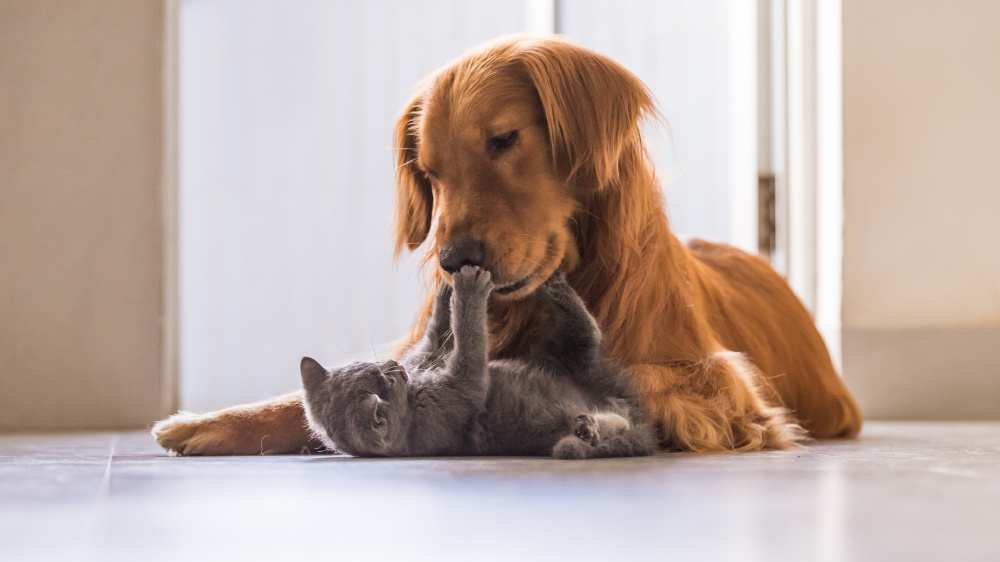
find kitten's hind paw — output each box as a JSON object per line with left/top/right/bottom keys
{"left": 573, "top": 414, "right": 600, "bottom": 446}
{"left": 553, "top": 435, "right": 595, "bottom": 459}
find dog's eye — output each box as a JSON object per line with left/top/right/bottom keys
{"left": 487, "top": 130, "right": 519, "bottom": 158}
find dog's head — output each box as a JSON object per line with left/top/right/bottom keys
{"left": 394, "top": 35, "right": 656, "bottom": 299}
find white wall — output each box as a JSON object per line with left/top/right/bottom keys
{"left": 0, "top": 1, "right": 167, "bottom": 430}
{"left": 842, "top": 0, "right": 1000, "bottom": 419}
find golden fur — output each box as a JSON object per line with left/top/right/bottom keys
{"left": 153, "top": 35, "right": 861, "bottom": 455}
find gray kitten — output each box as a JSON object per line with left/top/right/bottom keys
{"left": 300, "top": 266, "right": 657, "bottom": 459}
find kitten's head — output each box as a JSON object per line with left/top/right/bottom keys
{"left": 300, "top": 357, "right": 410, "bottom": 456}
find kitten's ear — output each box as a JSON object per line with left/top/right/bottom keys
{"left": 300, "top": 357, "right": 329, "bottom": 391}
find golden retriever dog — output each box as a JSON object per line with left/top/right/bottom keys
{"left": 153, "top": 35, "right": 861, "bottom": 455}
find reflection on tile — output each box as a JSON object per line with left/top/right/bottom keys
{"left": 1, "top": 423, "right": 999, "bottom": 561}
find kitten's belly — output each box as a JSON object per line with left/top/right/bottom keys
{"left": 482, "top": 360, "right": 590, "bottom": 456}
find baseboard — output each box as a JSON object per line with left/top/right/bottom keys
{"left": 843, "top": 326, "right": 1000, "bottom": 420}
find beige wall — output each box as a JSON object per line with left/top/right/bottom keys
{"left": 0, "top": 1, "right": 168, "bottom": 430}
{"left": 843, "top": 0, "right": 1000, "bottom": 418}
{"left": 843, "top": 0, "right": 1000, "bottom": 330}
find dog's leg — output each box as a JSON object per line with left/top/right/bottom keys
{"left": 629, "top": 355, "right": 808, "bottom": 452}
{"left": 152, "top": 391, "right": 321, "bottom": 456}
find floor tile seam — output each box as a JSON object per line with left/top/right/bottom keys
{"left": 94, "top": 433, "right": 119, "bottom": 503}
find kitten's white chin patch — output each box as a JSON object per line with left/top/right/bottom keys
{"left": 301, "top": 401, "right": 339, "bottom": 452}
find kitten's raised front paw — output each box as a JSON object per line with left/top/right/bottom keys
{"left": 535, "top": 272, "right": 579, "bottom": 303}
{"left": 542, "top": 271, "right": 569, "bottom": 288}
{"left": 433, "top": 279, "right": 454, "bottom": 303}
{"left": 573, "top": 414, "right": 600, "bottom": 446}
{"left": 451, "top": 265, "right": 494, "bottom": 298}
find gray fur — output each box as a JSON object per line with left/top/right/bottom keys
{"left": 301, "top": 266, "right": 657, "bottom": 459}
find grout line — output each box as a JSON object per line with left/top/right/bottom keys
{"left": 94, "top": 433, "right": 120, "bottom": 502}
{"left": 75, "top": 433, "right": 119, "bottom": 557}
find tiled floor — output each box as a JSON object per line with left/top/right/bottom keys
{"left": 1, "top": 422, "right": 999, "bottom": 561}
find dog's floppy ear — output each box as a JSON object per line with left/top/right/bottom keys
{"left": 518, "top": 37, "right": 657, "bottom": 190}
{"left": 393, "top": 84, "right": 434, "bottom": 258}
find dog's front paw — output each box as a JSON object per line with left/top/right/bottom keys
{"left": 451, "top": 265, "right": 494, "bottom": 299}
{"left": 152, "top": 411, "right": 222, "bottom": 456}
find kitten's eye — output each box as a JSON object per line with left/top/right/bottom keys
{"left": 486, "top": 130, "right": 519, "bottom": 158}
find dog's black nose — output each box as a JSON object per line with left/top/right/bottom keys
{"left": 439, "top": 239, "right": 485, "bottom": 274}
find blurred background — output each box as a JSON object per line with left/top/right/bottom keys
{"left": 1, "top": 0, "right": 998, "bottom": 430}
